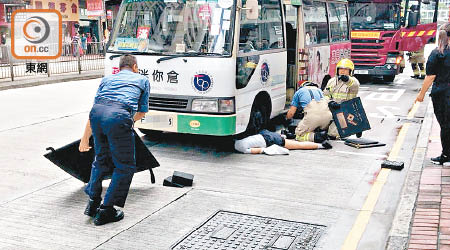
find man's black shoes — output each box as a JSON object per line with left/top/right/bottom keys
{"left": 281, "top": 129, "right": 296, "bottom": 139}
{"left": 431, "top": 154, "right": 450, "bottom": 165}
{"left": 84, "top": 198, "right": 101, "bottom": 217}
{"left": 322, "top": 141, "right": 332, "bottom": 150}
{"left": 94, "top": 206, "right": 124, "bottom": 226}
{"left": 314, "top": 131, "right": 328, "bottom": 143}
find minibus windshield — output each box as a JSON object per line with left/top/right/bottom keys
{"left": 108, "top": 0, "right": 235, "bottom": 56}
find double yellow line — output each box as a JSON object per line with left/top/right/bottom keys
{"left": 341, "top": 102, "right": 420, "bottom": 250}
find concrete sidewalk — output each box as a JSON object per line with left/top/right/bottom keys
{"left": 0, "top": 70, "right": 104, "bottom": 91}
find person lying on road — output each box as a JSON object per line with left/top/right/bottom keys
{"left": 235, "top": 129, "right": 332, "bottom": 155}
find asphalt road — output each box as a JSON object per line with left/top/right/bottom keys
{"left": 0, "top": 65, "right": 431, "bottom": 249}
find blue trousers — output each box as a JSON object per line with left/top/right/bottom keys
{"left": 84, "top": 98, "right": 136, "bottom": 208}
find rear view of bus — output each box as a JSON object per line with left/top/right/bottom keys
{"left": 105, "top": 0, "right": 287, "bottom": 136}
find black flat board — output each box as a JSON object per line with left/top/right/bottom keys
{"left": 345, "top": 138, "right": 379, "bottom": 145}
{"left": 44, "top": 132, "right": 159, "bottom": 183}
{"left": 331, "top": 97, "right": 371, "bottom": 138}
{"left": 344, "top": 141, "right": 386, "bottom": 149}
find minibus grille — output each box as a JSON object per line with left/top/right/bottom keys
{"left": 149, "top": 97, "right": 188, "bottom": 110}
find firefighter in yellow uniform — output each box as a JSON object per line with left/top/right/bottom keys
{"left": 324, "top": 58, "right": 360, "bottom": 139}
{"left": 408, "top": 47, "right": 426, "bottom": 79}
{"left": 399, "top": 51, "right": 406, "bottom": 73}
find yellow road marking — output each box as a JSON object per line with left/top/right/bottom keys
{"left": 341, "top": 102, "right": 420, "bottom": 250}
{"left": 407, "top": 102, "right": 420, "bottom": 120}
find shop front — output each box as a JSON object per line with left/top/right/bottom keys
{"left": 29, "top": 0, "right": 80, "bottom": 44}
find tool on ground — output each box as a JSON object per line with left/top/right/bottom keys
{"left": 163, "top": 171, "right": 194, "bottom": 188}
{"left": 173, "top": 171, "right": 194, "bottom": 186}
{"left": 163, "top": 176, "right": 184, "bottom": 187}
{"left": 381, "top": 160, "right": 405, "bottom": 170}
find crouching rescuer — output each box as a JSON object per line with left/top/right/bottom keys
{"left": 286, "top": 82, "right": 331, "bottom": 143}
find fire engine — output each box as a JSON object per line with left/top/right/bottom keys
{"left": 349, "top": 0, "right": 439, "bottom": 82}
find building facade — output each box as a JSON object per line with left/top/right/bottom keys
{"left": 0, "top": 0, "right": 121, "bottom": 45}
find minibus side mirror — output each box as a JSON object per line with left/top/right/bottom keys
{"left": 245, "top": 0, "right": 259, "bottom": 20}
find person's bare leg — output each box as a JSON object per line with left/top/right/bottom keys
{"left": 284, "top": 139, "right": 319, "bottom": 150}
{"left": 250, "top": 148, "right": 264, "bottom": 154}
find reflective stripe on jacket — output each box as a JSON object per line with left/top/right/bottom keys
{"left": 323, "top": 76, "right": 360, "bottom": 103}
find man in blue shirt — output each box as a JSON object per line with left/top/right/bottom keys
{"left": 79, "top": 55, "right": 150, "bottom": 226}
{"left": 286, "top": 82, "right": 330, "bottom": 143}
{"left": 287, "top": 82, "right": 324, "bottom": 117}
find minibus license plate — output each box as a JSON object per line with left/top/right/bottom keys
{"left": 143, "top": 114, "right": 174, "bottom": 127}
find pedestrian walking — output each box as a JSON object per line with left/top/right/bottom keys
{"left": 415, "top": 23, "right": 450, "bottom": 165}
{"left": 87, "top": 33, "right": 92, "bottom": 55}
{"left": 64, "top": 34, "right": 71, "bottom": 56}
{"left": 81, "top": 33, "right": 87, "bottom": 55}
{"left": 72, "top": 33, "right": 80, "bottom": 57}
{"left": 79, "top": 55, "right": 150, "bottom": 225}
{"left": 92, "top": 35, "right": 98, "bottom": 54}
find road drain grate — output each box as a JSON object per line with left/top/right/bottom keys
{"left": 170, "top": 210, "right": 326, "bottom": 250}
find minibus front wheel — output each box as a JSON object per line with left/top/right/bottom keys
{"left": 246, "top": 104, "right": 269, "bottom": 135}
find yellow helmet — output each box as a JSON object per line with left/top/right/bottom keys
{"left": 336, "top": 58, "right": 354, "bottom": 76}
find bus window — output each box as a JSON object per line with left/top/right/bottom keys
{"left": 303, "top": 1, "right": 329, "bottom": 45}
{"left": 239, "top": 0, "right": 284, "bottom": 52}
{"left": 237, "top": 0, "right": 284, "bottom": 89}
{"left": 329, "top": 3, "right": 349, "bottom": 42}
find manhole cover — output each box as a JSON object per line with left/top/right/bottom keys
{"left": 170, "top": 210, "right": 326, "bottom": 250}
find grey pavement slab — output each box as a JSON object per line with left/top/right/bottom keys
{"left": 96, "top": 189, "right": 346, "bottom": 250}
{"left": 0, "top": 177, "right": 189, "bottom": 250}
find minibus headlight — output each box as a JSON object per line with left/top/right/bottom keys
{"left": 192, "top": 99, "right": 218, "bottom": 112}
{"left": 219, "top": 99, "right": 234, "bottom": 113}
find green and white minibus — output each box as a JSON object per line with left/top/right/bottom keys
{"left": 105, "top": 0, "right": 350, "bottom": 136}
